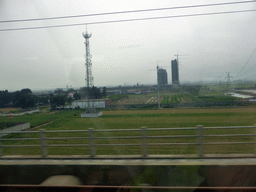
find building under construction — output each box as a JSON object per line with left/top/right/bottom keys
{"left": 157, "top": 65, "right": 168, "bottom": 85}
{"left": 171, "top": 59, "right": 179, "bottom": 85}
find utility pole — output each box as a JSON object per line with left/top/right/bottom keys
{"left": 225, "top": 72, "right": 233, "bottom": 90}
{"left": 218, "top": 76, "right": 222, "bottom": 87}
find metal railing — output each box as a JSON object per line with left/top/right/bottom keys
{"left": 0, "top": 125, "right": 256, "bottom": 158}
{"left": 2, "top": 185, "right": 256, "bottom": 191}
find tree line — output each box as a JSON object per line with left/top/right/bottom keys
{"left": 0, "top": 89, "right": 37, "bottom": 109}
{"left": 0, "top": 86, "right": 107, "bottom": 109}
{"left": 80, "top": 86, "right": 106, "bottom": 99}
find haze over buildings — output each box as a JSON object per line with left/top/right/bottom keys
{"left": 1, "top": 0, "right": 256, "bottom": 91}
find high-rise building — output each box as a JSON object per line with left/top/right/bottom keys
{"left": 171, "top": 59, "right": 179, "bottom": 85}
{"left": 157, "top": 65, "right": 168, "bottom": 85}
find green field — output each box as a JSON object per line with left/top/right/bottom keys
{"left": 111, "top": 90, "right": 242, "bottom": 106}
{"left": 0, "top": 110, "right": 84, "bottom": 127}
{"left": 1, "top": 107, "right": 256, "bottom": 156}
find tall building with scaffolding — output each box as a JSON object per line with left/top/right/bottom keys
{"left": 171, "top": 59, "right": 179, "bottom": 85}
{"left": 157, "top": 65, "right": 168, "bottom": 85}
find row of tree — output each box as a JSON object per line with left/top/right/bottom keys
{"left": 0, "top": 88, "right": 71, "bottom": 109}
{"left": 80, "top": 86, "right": 106, "bottom": 99}
{"left": 0, "top": 89, "right": 36, "bottom": 109}
{"left": 0, "top": 86, "right": 107, "bottom": 109}
{"left": 50, "top": 95, "right": 67, "bottom": 109}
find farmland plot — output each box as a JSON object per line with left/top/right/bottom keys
{"left": 111, "top": 90, "right": 239, "bottom": 106}
{"left": 161, "top": 92, "right": 196, "bottom": 104}
{"left": 115, "top": 95, "right": 149, "bottom": 105}
{"left": 112, "top": 92, "right": 196, "bottom": 105}
{"left": 114, "top": 94, "right": 162, "bottom": 105}
{"left": 177, "top": 93, "right": 196, "bottom": 103}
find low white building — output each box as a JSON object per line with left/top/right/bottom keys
{"left": 72, "top": 99, "right": 105, "bottom": 109}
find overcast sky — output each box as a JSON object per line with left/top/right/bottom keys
{"left": 1, "top": 0, "right": 256, "bottom": 91}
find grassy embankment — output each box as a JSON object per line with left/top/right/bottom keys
{"left": 1, "top": 107, "right": 256, "bottom": 156}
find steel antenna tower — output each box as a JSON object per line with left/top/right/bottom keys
{"left": 83, "top": 30, "right": 94, "bottom": 112}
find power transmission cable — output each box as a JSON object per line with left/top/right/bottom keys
{"left": 0, "top": 0, "right": 255, "bottom": 23}
{"left": 236, "top": 62, "right": 256, "bottom": 78}
{"left": 235, "top": 46, "right": 256, "bottom": 78}
{"left": 0, "top": 9, "right": 256, "bottom": 32}
{"left": 243, "top": 72, "right": 256, "bottom": 80}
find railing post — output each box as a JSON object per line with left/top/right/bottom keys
{"left": 254, "top": 125, "right": 256, "bottom": 156}
{"left": 89, "top": 128, "right": 95, "bottom": 157}
{"left": 40, "top": 129, "right": 47, "bottom": 157}
{"left": 197, "top": 125, "right": 204, "bottom": 158}
{"left": 141, "top": 127, "right": 147, "bottom": 158}
{"left": 0, "top": 138, "right": 2, "bottom": 157}
{"left": 140, "top": 183, "right": 151, "bottom": 192}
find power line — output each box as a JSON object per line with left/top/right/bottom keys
{"left": 0, "top": 0, "right": 255, "bottom": 23}
{"left": 1, "top": 9, "right": 256, "bottom": 32}
{"left": 242, "top": 72, "right": 256, "bottom": 80}
{"left": 236, "top": 62, "right": 256, "bottom": 78}
{"left": 235, "top": 46, "right": 256, "bottom": 78}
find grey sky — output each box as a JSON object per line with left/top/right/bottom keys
{"left": 1, "top": 0, "right": 256, "bottom": 91}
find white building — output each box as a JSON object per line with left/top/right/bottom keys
{"left": 71, "top": 99, "right": 105, "bottom": 109}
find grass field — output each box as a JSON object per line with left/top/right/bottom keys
{"left": 111, "top": 90, "right": 242, "bottom": 106}
{"left": 1, "top": 107, "right": 256, "bottom": 156}
{"left": 0, "top": 109, "right": 84, "bottom": 127}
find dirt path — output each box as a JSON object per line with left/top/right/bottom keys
{"left": 27, "top": 119, "right": 59, "bottom": 131}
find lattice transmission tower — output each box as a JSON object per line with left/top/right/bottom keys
{"left": 82, "top": 30, "right": 94, "bottom": 112}
{"left": 225, "top": 72, "right": 233, "bottom": 90}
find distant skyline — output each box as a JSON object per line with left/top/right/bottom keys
{"left": 1, "top": 0, "right": 256, "bottom": 91}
